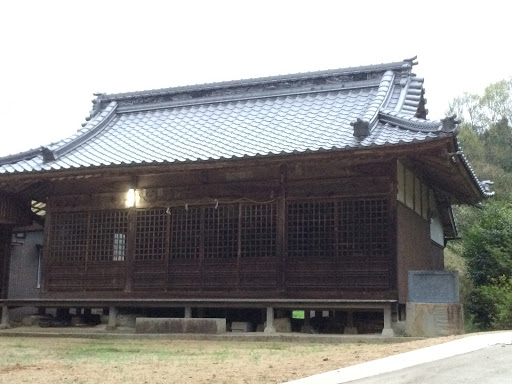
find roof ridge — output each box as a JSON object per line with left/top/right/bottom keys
{"left": 379, "top": 110, "right": 442, "bottom": 132}
{"left": 363, "top": 70, "right": 396, "bottom": 128}
{"left": 0, "top": 147, "right": 42, "bottom": 166}
{"left": 101, "top": 59, "right": 413, "bottom": 102}
{"left": 51, "top": 101, "right": 117, "bottom": 160}
{"left": 44, "top": 102, "right": 119, "bottom": 163}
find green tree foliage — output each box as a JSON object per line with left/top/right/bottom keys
{"left": 463, "top": 203, "right": 512, "bottom": 287}
{"left": 463, "top": 203, "right": 512, "bottom": 329}
{"left": 448, "top": 79, "right": 512, "bottom": 330}
{"left": 449, "top": 79, "right": 512, "bottom": 134}
{"left": 449, "top": 82, "right": 512, "bottom": 202}
{"left": 483, "top": 118, "right": 512, "bottom": 173}
{"left": 468, "top": 276, "right": 512, "bottom": 330}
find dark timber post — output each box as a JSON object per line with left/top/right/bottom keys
{"left": 0, "top": 225, "right": 12, "bottom": 300}
{"left": 125, "top": 177, "right": 138, "bottom": 293}
{"left": 0, "top": 225, "right": 12, "bottom": 329}
{"left": 42, "top": 206, "right": 51, "bottom": 293}
{"left": 277, "top": 164, "right": 287, "bottom": 291}
{"left": 389, "top": 160, "right": 398, "bottom": 292}
{"left": 125, "top": 209, "right": 136, "bottom": 293}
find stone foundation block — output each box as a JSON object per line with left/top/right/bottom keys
{"left": 406, "top": 302, "right": 464, "bottom": 337}
{"left": 136, "top": 317, "right": 226, "bottom": 334}
{"left": 231, "top": 321, "right": 253, "bottom": 332}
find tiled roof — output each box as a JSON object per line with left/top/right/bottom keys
{"left": 0, "top": 57, "right": 491, "bottom": 198}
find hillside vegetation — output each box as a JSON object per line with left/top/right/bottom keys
{"left": 446, "top": 79, "right": 512, "bottom": 330}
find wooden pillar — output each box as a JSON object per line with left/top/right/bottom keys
{"left": 41, "top": 207, "right": 52, "bottom": 293}
{"left": 107, "top": 306, "right": 117, "bottom": 331}
{"left": 0, "top": 225, "right": 13, "bottom": 300}
{"left": 389, "top": 161, "right": 398, "bottom": 292}
{"left": 264, "top": 306, "right": 276, "bottom": 333}
{"left": 125, "top": 208, "right": 136, "bottom": 293}
{"left": 277, "top": 164, "right": 287, "bottom": 290}
{"left": 0, "top": 305, "right": 9, "bottom": 329}
{"left": 381, "top": 306, "right": 395, "bottom": 337}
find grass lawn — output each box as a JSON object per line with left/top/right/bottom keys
{"left": 0, "top": 336, "right": 460, "bottom": 383}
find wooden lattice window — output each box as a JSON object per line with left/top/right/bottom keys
{"left": 339, "top": 199, "right": 389, "bottom": 257}
{"left": 288, "top": 198, "right": 389, "bottom": 258}
{"left": 89, "top": 211, "right": 128, "bottom": 262}
{"left": 241, "top": 203, "right": 277, "bottom": 258}
{"left": 136, "top": 209, "right": 167, "bottom": 261}
{"left": 170, "top": 207, "right": 201, "bottom": 259}
{"left": 204, "top": 205, "right": 238, "bottom": 259}
{"left": 287, "top": 201, "right": 336, "bottom": 258}
{"left": 168, "top": 203, "right": 276, "bottom": 260}
{"left": 49, "top": 212, "right": 87, "bottom": 262}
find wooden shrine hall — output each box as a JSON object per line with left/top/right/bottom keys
{"left": 0, "top": 57, "right": 492, "bottom": 335}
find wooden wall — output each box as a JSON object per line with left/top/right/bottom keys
{"left": 41, "top": 157, "right": 398, "bottom": 301}
{"left": 0, "top": 225, "right": 12, "bottom": 299}
{"left": 0, "top": 193, "right": 31, "bottom": 225}
{"left": 396, "top": 203, "right": 443, "bottom": 303}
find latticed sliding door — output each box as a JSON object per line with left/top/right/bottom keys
{"left": 286, "top": 198, "right": 391, "bottom": 291}
{"left": 134, "top": 209, "right": 167, "bottom": 290}
{"left": 47, "top": 212, "right": 87, "bottom": 291}
{"left": 127, "top": 202, "right": 278, "bottom": 292}
{"left": 47, "top": 211, "right": 128, "bottom": 292}
{"left": 167, "top": 203, "right": 278, "bottom": 291}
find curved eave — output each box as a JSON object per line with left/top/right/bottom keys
{"left": 377, "top": 113, "right": 492, "bottom": 203}
{"left": 0, "top": 136, "right": 453, "bottom": 181}
{"left": 455, "top": 139, "right": 494, "bottom": 199}
{"left": 0, "top": 102, "right": 118, "bottom": 169}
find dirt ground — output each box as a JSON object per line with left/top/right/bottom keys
{"left": 0, "top": 335, "right": 463, "bottom": 384}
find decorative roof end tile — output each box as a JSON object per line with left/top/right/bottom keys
{"left": 441, "top": 114, "right": 461, "bottom": 133}
{"left": 86, "top": 93, "right": 106, "bottom": 121}
{"left": 480, "top": 180, "right": 494, "bottom": 194}
{"left": 351, "top": 118, "right": 370, "bottom": 138}
{"left": 403, "top": 55, "right": 418, "bottom": 66}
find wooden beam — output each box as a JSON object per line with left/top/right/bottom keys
{"left": 125, "top": 209, "right": 136, "bottom": 293}
{"left": 0, "top": 138, "right": 452, "bottom": 185}
{"left": 277, "top": 164, "right": 287, "bottom": 291}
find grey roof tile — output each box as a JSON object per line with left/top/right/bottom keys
{"left": 0, "top": 58, "right": 491, "bottom": 198}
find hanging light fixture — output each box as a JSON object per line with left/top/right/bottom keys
{"left": 126, "top": 188, "right": 136, "bottom": 208}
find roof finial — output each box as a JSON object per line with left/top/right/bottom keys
{"left": 351, "top": 118, "right": 370, "bottom": 138}
{"left": 403, "top": 55, "right": 418, "bottom": 66}
{"left": 85, "top": 93, "right": 106, "bottom": 121}
{"left": 441, "top": 114, "right": 461, "bottom": 133}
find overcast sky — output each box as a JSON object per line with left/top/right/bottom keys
{"left": 0, "top": 0, "right": 510, "bottom": 156}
